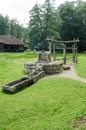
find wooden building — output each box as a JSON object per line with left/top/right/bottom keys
{"left": 0, "top": 35, "right": 24, "bottom": 52}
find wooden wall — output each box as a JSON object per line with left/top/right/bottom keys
{"left": 0, "top": 43, "right": 4, "bottom": 52}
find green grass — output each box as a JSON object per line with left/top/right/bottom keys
{"left": 0, "top": 52, "right": 86, "bottom": 130}
{"left": 0, "top": 78, "right": 86, "bottom": 130}
{"left": 0, "top": 60, "right": 26, "bottom": 85}
{"left": 75, "top": 53, "right": 86, "bottom": 78}
{"left": 0, "top": 51, "right": 37, "bottom": 63}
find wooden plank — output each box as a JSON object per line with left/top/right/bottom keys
{"left": 46, "top": 38, "right": 79, "bottom": 44}
{"left": 55, "top": 47, "right": 75, "bottom": 50}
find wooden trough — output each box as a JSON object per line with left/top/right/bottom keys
{"left": 2, "top": 71, "right": 45, "bottom": 94}
{"left": 2, "top": 77, "right": 32, "bottom": 93}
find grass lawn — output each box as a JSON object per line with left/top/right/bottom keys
{"left": 0, "top": 52, "right": 86, "bottom": 130}
{"left": 75, "top": 53, "right": 86, "bottom": 79}
{"left": 0, "top": 51, "right": 37, "bottom": 63}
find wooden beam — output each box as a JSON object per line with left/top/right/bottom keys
{"left": 46, "top": 38, "right": 79, "bottom": 44}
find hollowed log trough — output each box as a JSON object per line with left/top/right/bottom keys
{"left": 2, "top": 71, "right": 45, "bottom": 94}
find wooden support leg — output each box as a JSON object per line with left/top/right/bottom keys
{"left": 73, "top": 43, "right": 76, "bottom": 63}
{"left": 53, "top": 44, "right": 56, "bottom": 61}
{"left": 75, "top": 46, "right": 78, "bottom": 64}
{"left": 49, "top": 42, "right": 51, "bottom": 54}
{"left": 63, "top": 45, "right": 66, "bottom": 64}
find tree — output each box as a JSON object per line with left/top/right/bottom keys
{"left": 74, "top": 0, "right": 86, "bottom": 51}
{"left": 0, "top": 15, "right": 9, "bottom": 35}
{"left": 58, "top": 0, "right": 86, "bottom": 51}
{"left": 29, "top": 3, "right": 43, "bottom": 50}
{"left": 29, "top": 0, "right": 62, "bottom": 50}
{"left": 43, "top": 0, "right": 62, "bottom": 39}
{"left": 10, "top": 19, "right": 20, "bottom": 38}
{"left": 58, "top": 2, "right": 76, "bottom": 40}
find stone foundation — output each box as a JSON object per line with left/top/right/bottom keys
{"left": 24, "top": 62, "right": 63, "bottom": 74}
{"left": 43, "top": 62, "right": 63, "bottom": 74}
{"left": 24, "top": 62, "right": 44, "bottom": 73}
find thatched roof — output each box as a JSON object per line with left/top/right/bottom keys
{"left": 0, "top": 35, "right": 24, "bottom": 45}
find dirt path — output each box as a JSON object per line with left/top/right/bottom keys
{"left": 45, "top": 63, "right": 86, "bottom": 83}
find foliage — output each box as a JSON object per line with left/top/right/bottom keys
{"left": 58, "top": 2, "right": 76, "bottom": 40}
{"left": 74, "top": 1, "right": 86, "bottom": 51}
{"left": 0, "top": 15, "right": 9, "bottom": 35}
{"left": 29, "top": 0, "right": 62, "bottom": 50}
{"left": 29, "top": 4, "right": 43, "bottom": 50}
{"left": 0, "top": 14, "right": 27, "bottom": 43}
{"left": 28, "top": 0, "right": 86, "bottom": 52}
{"left": 10, "top": 19, "right": 23, "bottom": 39}
{"left": 58, "top": 1, "right": 86, "bottom": 52}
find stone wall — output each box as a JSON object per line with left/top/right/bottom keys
{"left": 24, "top": 62, "right": 63, "bottom": 75}
{"left": 43, "top": 62, "right": 63, "bottom": 74}
{"left": 24, "top": 62, "right": 44, "bottom": 73}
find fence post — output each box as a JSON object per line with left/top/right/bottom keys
{"left": 63, "top": 44, "right": 66, "bottom": 64}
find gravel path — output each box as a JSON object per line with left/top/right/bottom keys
{"left": 45, "top": 63, "right": 86, "bottom": 83}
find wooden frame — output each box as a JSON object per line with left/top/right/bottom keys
{"left": 46, "top": 38, "right": 79, "bottom": 64}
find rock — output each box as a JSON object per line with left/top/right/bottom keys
{"left": 63, "top": 65, "right": 70, "bottom": 70}
{"left": 24, "top": 62, "right": 44, "bottom": 74}
{"left": 43, "top": 62, "right": 63, "bottom": 74}
{"left": 32, "top": 71, "right": 45, "bottom": 83}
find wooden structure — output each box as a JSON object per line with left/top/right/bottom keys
{"left": 46, "top": 38, "right": 79, "bottom": 64}
{"left": 0, "top": 35, "right": 24, "bottom": 52}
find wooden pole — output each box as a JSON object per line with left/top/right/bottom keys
{"left": 53, "top": 44, "right": 55, "bottom": 61}
{"left": 63, "top": 44, "right": 66, "bottom": 64}
{"left": 73, "top": 43, "right": 76, "bottom": 63}
{"left": 75, "top": 45, "right": 78, "bottom": 64}
{"left": 49, "top": 42, "right": 52, "bottom": 54}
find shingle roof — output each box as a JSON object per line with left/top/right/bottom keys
{"left": 0, "top": 35, "right": 24, "bottom": 45}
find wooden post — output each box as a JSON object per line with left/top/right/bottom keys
{"left": 53, "top": 43, "right": 56, "bottom": 61}
{"left": 75, "top": 45, "right": 78, "bottom": 64}
{"left": 49, "top": 42, "right": 52, "bottom": 54}
{"left": 63, "top": 44, "right": 66, "bottom": 64}
{"left": 73, "top": 43, "right": 76, "bottom": 63}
